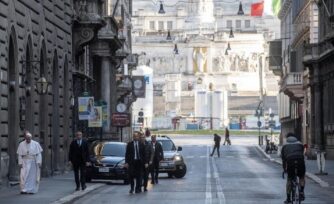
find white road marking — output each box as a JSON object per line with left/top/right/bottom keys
{"left": 205, "top": 145, "right": 212, "bottom": 204}
{"left": 212, "top": 157, "right": 226, "bottom": 204}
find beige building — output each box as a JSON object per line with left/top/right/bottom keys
{"left": 132, "top": 0, "right": 280, "bottom": 129}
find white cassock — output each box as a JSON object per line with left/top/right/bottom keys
{"left": 17, "top": 140, "right": 43, "bottom": 193}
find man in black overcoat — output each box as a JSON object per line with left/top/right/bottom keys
{"left": 69, "top": 131, "right": 90, "bottom": 191}
{"left": 125, "top": 131, "right": 147, "bottom": 194}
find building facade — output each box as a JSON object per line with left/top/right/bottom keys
{"left": 132, "top": 0, "right": 280, "bottom": 129}
{"left": 303, "top": 0, "right": 334, "bottom": 158}
{"left": 0, "top": 0, "right": 73, "bottom": 183}
{"left": 0, "top": 0, "right": 135, "bottom": 186}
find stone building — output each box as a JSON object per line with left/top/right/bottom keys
{"left": 0, "top": 0, "right": 135, "bottom": 186}
{"left": 303, "top": 0, "right": 334, "bottom": 158}
{"left": 132, "top": 0, "right": 280, "bottom": 129}
{"left": 0, "top": 0, "right": 73, "bottom": 183}
{"left": 272, "top": 0, "right": 318, "bottom": 146}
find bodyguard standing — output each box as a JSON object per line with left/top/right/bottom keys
{"left": 150, "top": 135, "right": 164, "bottom": 184}
{"left": 69, "top": 131, "right": 90, "bottom": 191}
{"left": 125, "top": 131, "right": 147, "bottom": 194}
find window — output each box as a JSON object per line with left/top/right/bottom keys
{"left": 158, "top": 21, "right": 164, "bottom": 30}
{"left": 149, "top": 21, "right": 155, "bottom": 30}
{"left": 167, "top": 21, "right": 173, "bottom": 30}
{"left": 226, "top": 20, "right": 232, "bottom": 28}
{"left": 236, "top": 20, "right": 241, "bottom": 29}
{"left": 245, "top": 20, "right": 251, "bottom": 28}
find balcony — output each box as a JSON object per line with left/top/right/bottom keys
{"left": 281, "top": 72, "right": 304, "bottom": 99}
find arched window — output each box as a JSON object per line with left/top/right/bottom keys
{"left": 25, "top": 38, "right": 33, "bottom": 133}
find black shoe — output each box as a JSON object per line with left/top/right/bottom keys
{"left": 129, "top": 189, "right": 134, "bottom": 194}
{"left": 284, "top": 199, "right": 291, "bottom": 204}
{"left": 20, "top": 191, "right": 27, "bottom": 194}
{"left": 155, "top": 179, "right": 158, "bottom": 184}
{"left": 75, "top": 187, "right": 80, "bottom": 191}
{"left": 144, "top": 188, "right": 148, "bottom": 192}
{"left": 82, "top": 185, "right": 87, "bottom": 190}
{"left": 135, "top": 189, "right": 141, "bottom": 194}
{"left": 151, "top": 181, "right": 155, "bottom": 184}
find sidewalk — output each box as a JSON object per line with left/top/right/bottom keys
{"left": 0, "top": 172, "right": 104, "bottom": 204}
{"left": 256, "top": 145, "right": 334, "bottom": 188}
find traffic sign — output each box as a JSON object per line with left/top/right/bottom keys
{"left": 257, "top": 121, "right": 262, "bottom": 128}
{"left": 111, "top": 113, "right": 130, "bottom": 127}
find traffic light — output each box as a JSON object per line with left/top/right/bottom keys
{"left": 138, "top": 110, "right": 144, "bottom": 123}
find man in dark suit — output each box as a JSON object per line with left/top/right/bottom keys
{"left": 149, "top": 135, "right": 164, "bottom": 184}
{"left": 125, "top": 131, "right": 147, "bottom": 194}
{"left": 69, "top": 131, "right": 90, "bottom": 191}
{"left": 140, "top": 133, "right": 151, "bottom": 192}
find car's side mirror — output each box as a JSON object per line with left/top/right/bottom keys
{"left": 177, "top": 146, "right": 182, "bottom": 151}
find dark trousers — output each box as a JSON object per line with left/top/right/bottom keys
{"left": 129, "top": 160, "right": 143, "bottom": 191}
{"left": 142, "top": 166, "right": 149, "bottom": 189}
{"left": 211, "top": 145, "right": 220, "bottom": 157}
{"left": 150, "top": 162, "right": 159, "bottom": 183}
{"left": 73, "top": 163, "right": 86, "bottom": 188}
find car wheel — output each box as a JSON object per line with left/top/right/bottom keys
{"left": 168, "top": 173, "right": 174, "bottom": 178}
{"left": 174, "top": 165, "right": 187, "bottom": 178}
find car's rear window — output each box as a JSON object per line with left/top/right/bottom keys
{"left": 100, "top": 144, "right": 126, "bottom": 157}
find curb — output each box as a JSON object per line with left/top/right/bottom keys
{"left": 255, "top": 145, "right": 330, "bottom": 188}
{"left": 50, "top": 183, "right": 105, "bottom": 204}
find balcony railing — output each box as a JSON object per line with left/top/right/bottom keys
{"left": 285, "top": 72, "right": 303, "bottom": 85}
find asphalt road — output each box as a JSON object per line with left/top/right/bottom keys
{"left": 73, "top": 135, "right": 334, "bottom": 204}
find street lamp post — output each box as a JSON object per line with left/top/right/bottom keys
{"left": 256, "top": 101, "right": 263, "bottom": 145}
{"left": 269, "top": 113, "right": 275, "bottom": 142}
{"left": 35, "top": 76, "right": 50, "bottom": 176}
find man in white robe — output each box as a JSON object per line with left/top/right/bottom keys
{"left": 17, "top": 131, "right": 43, "bottom": 194}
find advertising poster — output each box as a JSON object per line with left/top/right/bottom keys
{"left": 78, "top": 97, "right": 94, "bottom": 120}
{"left": 88, "top": 106, "right": 103, "bottom": 127}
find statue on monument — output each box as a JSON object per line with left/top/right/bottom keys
{"left": 193, "top": 48, "right": 207, "bottom": 73}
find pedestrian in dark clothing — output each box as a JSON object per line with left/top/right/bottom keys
{"left": 145, "top": 128, "right": 151, "bottom": 137}
{"left": 210, "top": 133, "right": 221, "bottom": 157}
{"left": 69, "top": 131, "right": 90, "bottom": 191}
{"left": 223, "top": 128, "right": 231, "bottom": 145}
{"left": 140, "top": 133, "right": 151, "bottom": 192}
{"left": 149, "top": 135, "right": 164, "bottom": 184}
{"left": 125, "top": 131, "right": 147, "bottom": 194}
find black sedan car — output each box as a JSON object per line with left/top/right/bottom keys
{"left": 86, "top": 141, "right": 128, "bottom": 184}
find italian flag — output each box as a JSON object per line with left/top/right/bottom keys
{"left": 251, "top": 0, "right": 281, "bottom": 17}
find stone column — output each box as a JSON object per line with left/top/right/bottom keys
{"left": 101, "top": 56, "right": 111, "bottom": 133}
{"left": 313, "top": 64, "right": 324, "bottom": 150}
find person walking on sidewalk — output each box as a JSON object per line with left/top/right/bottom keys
{"left": 281, "top": 132, "right": 306, "bottom": 203}
{"left": 69, "top": 131, "right": 90, "bottom": 191}
{"left": 210, "top": 133, "right": 221, "bottom": 157}
{"left": 140, "top": 133, "right": 151, "bottom": 192}
{"left": 17, "top": 131, "right": 43, "bottom": 194}
{"left": 223, "top": 128, "right": 231, "bottom": 145}
{"left": 150, "top": 135, "right": 164, "bottom": 184}
{"left": 125, "top": 131, "right": 147, "bottom": 194}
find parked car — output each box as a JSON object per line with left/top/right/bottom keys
{"left": 147, "top": 135, "right": 187, "bottom": 178}
{"left": 86, "top": 141, "right": 128, "bottom": 184}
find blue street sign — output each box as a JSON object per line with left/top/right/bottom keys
{"left": 257, "top": 121, "right": 262, "bottom": 128}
